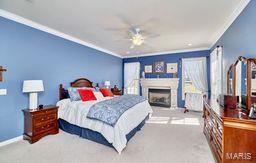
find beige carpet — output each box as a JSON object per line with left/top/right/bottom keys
{"left": 0, "top": 107, "right": 214, "bottom": 163}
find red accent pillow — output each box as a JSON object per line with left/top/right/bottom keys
{"left": 100, "top": 88, "right": 114, "bottom": 97}
{"left": 78, "top": 89, "right": 97, "bottom": 102}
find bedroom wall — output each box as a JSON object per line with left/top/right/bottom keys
{"left": 0, "top": 17, "right": 123, "bottom": 142}
{"left": 212, "top": 0, "right": 256, "bottom": 91}
{"left": 123, "top": 50, "right": 210, "bottom": 107}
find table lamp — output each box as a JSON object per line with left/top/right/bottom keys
{"left": 23, "top": 80, "right": 44, "bottom": 110}
{"left": 104, "top": 81, "right": 111, "bottom": 89}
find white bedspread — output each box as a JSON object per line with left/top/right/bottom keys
{"left": 57, "top": 97, "right": 152, "bottom": 153}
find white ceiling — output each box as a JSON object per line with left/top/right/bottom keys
{"left": 0, "top": 0, "right": 250, "bottom": 57}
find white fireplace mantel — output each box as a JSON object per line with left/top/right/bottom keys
{"left": 140, "top": 78, "right": 179, "bottom": 108}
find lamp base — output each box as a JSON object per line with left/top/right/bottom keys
{"left": 29, "top": 92, "right": 38, "bottom": 110}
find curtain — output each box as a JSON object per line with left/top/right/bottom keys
{"left": 210, "top": 47, "right": 223, "bottom": 99}
{"left": 124, "top": 62, "right": 140, "bottom": 95}
{"left": 182, "top": 57, "right": 208, "bottom": 96}
{"left": 185, "top": 93, "right": 203, "bottom": 111}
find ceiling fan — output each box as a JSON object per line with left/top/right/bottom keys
{"left": 108, "top": 15, "right": 160, "bottom": 50}
{"left": 124, "top": 27, "right": 160, "bottom": 50}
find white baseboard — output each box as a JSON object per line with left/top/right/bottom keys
{"left": 0, "top": 136, "right": 23, "bottom": 148}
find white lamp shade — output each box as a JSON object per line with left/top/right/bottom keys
{"left": 23, "top": 80, "right": 44, "bottom": 93}
{"left": 104, "top": 81, "right": 111, "bottom": 86}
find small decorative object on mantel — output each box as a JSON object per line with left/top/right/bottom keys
{"left": 154, "top": 61, "right": 165, "bottom": 73}
{"left": 166, "top": 63, "right": 177, "bottom": 73}
{"left": 141, "top": 71, "right": 145, "bottom": 78}
{"left": 173, "top": 72, "right": 178, "bottom": 78}
{"left": 0, "top": 66, "right": 7, "bottom": 82}
{"left": 144, "top": 65, "right": 152, "bottom": 73}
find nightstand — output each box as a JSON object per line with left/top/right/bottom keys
{"left": 22, "top": 105, "right": 59, "bottom": 144}
{"left": 111, "top": 85, "right": 122, "bottom": 96}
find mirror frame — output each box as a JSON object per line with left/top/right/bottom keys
{"left": 246, "top": 58, "right": 256, "bottom": 109}
{"left": 228, "top": 56, "right": 256, "bottom": 110}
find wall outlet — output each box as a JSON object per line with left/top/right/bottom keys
{"left": 0, "top": 89, "right": 7, "bottom": 95}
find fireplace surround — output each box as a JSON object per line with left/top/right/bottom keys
{"left": 140, "top": 78, "right": 179, "bottom": 108}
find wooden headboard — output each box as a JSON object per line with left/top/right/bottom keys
{"left": 59, "top": 78, "right": 93, "bottom": 100}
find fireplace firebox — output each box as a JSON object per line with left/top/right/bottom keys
{"left": 148, "top": 88, "right": 171, "bottom": 108}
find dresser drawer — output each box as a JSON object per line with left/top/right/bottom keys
{"left": 32, "top": 108, "right": 57, "bottom": 117}
{"left": 33, "top": 122, "right": 57, "bottom": 136}
{"left": 33, "top": 113, "right": 57, "bottom": 126}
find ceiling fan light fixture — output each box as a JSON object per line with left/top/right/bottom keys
{"left": 132, "top": 34, "right": 144, "bottom": 46}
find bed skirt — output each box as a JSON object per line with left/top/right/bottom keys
{"left": 58, "top": 114, "right": 149, "bottom": 150}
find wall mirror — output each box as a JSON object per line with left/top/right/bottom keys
{"left": 229, "top": 57, "right": 256, "bottom": 109}
{"left": 227, "top": 64, "right": 235, "bottom": 95}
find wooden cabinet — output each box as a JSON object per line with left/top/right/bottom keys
{"left": 203, "top": 99, "right": 256, "bottom": 163}
{"left": 23, "top": 106, "right": 59, "bottom": 143}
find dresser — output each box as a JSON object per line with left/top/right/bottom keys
{"left": 23, "top": 106, "right": 59, "bottom": 143}
{"left": 203, "top": 98, "right": 256, "bottom": 163}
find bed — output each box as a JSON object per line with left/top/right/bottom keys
{"left": 57, "top": 78, "right": 153, "bottom": 153}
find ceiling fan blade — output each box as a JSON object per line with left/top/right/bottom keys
{"left": 144, "top": 41, "right": 157, "bottom": 48}
{"left": 115, "top": 38, "right": 132, "bottom": 42}
{"left": 116, "top": 15, "right": 135, "bottom": 28}
{"left": 140, "top": 30, "right": 160, "bottom": 38}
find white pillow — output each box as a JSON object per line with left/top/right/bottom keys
{"left": 94, "top": 92, "right": 104, "bottom": 100}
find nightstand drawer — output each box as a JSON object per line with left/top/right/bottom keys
{"left": 33, "top": 114, "right": 57, "bottom": 126}
{"left": 32, "top": 109, "right": 57, "bottom": 117}
{"left": 33, "top": 122, "right": 57, "bottom": 135}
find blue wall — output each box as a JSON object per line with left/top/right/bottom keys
{"left": 0, "top": 17, "right": 122, "bottom": 142}
{"left": 212, "top": 1, "right": 256, "bottom": 90}
{"left": 123, "top": 50, "right": 210, "bottom": 107}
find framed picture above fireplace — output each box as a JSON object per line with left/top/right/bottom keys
{"left": 144, "top": 65, "right": 153, "bottom": 73}
{"left": 166, "top": 63, "right": 177, "bottom": 73}
{"left": 154, "top": 61, "right": 165, "bottom": 73}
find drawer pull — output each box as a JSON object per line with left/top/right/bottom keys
{"left": 47, "top": 117, "right": 50, "bottom": 120}
{"left": 41, "top": 118, "right": 44, "bottom": 121}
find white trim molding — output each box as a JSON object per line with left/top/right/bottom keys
{"left": 210, "top": 0, "right": 251, "bottom": 47}
{"left": 123, "top": 47, "right": 210, "bottom": 58}
{"left": 0, "top": 135, "right": 23, "bottom": 148}
{"left": 0, "top": 9, "right": 122, "bottom": 58}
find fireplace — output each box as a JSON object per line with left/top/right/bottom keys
{"left": 148, "top": 88, "right": 171, "bottom": 107}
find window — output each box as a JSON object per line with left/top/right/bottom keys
{"left": 126, "top": 79, "right": 139, "bottom": 94}
{"left": 184, "top": 72, "right": 201, "bottom": 95}
{"left": 182, "top": 57, "right": 208, "bottom": 99}
{"left": 124, "top": 62, "right": 140, "bottom": 95}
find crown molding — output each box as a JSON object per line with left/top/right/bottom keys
{"left": 210, "top": 0, "right": 251, "bottom": 47}
{"left": 123, "top": 47, "right": 210, "bottom": 58}
{"left": 0, "top": 135, "right": 23, "bottom": 147}
{"left": 0, "top": 9, "right": 122, "bottom": 58}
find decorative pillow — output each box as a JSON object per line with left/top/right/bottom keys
{"left": 93, "top": 92, "right": 104, "bottom": 100}
{"left": 68, "top": 87, "right": 81, "bottom": 101}
{"left": 78, "top": 89, "right": 97, "bottom": 102}
{"left": 68, "top": 87, "right": 95, "bottom": 101}
{"left": 100, "top": 88, "right": 114, "bottom": 97}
